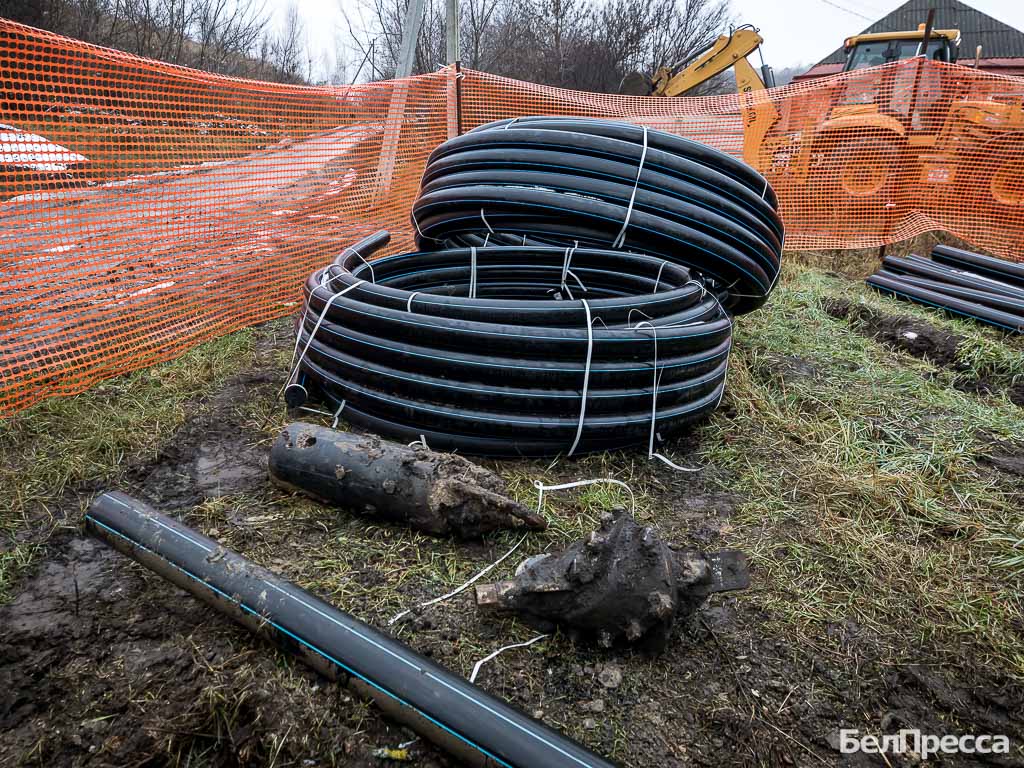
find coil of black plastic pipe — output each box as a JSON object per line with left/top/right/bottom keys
{"left": 412, "top": 117, "right": 784, "bottom": 314}
{"left": 86, "top": 491, "right": 618, "bottom": 768}
{"left": 290, "top": 118, "right": 784, "bottom": 456}
{"left": 288, "top": 229, "right": 734, "bottom": 456}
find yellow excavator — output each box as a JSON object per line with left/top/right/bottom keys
{"left": 649, "top": 24, "right": 775, "bottom": 98}
{"left": 631, "top": 24, "right": 779, "bottom": 167}
{"left": 643, "top": 15, "right": 1024, "bottom": 225}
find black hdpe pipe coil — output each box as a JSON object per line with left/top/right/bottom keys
{"left": 931, "top": 244, "right": 1024, "bottom": 288}
{"left": 86, "top": 491, "right": 618, "bottom": 768}
{"left": 287, "top": 230, "right": 733, "bottom": 456}
{"left": 411, "top": 117, "right": 783, "bottom": 314}
{"left": 866, "top": 272, "right": 1024, "bottom": 333}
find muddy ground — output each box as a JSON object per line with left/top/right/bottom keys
{"left": 2, "top": 307, "right": 1023, "bottom": 767}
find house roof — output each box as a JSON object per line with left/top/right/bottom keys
{"left": 815, "top": 0, "right": 1024, "bottom": 66}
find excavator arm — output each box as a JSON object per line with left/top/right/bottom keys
{"left": 651, "top": 27, "right": 768, "bottom": 97}
{"left": 649, "top": 25, "right": 781, "bottom": 169}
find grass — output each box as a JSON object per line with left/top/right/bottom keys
{"left": 0, "top": 328, "right": 257, "bottom": 599}
{"left": 701, "top": 257, "right": 1024, "bottom": 672}
{"left": 1, "top": 251, "right": 1023, "bottom": 763}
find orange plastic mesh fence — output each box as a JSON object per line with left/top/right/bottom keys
{"left": 2, "top": 18, "right": 1024, "bottom": 416}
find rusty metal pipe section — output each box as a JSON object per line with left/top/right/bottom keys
{"left": 85, "top": 490, "right": 617, "bottom": 768}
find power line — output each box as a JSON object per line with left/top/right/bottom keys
{"left": 819, "top": 0, "right": 875, "bottom": 22}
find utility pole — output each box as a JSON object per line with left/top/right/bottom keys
{"left": 446, "top": 0, "right": 462, "bottom": 138}
{"left": 374, "top": 0, "right": 428, "bottom": 201}
{"left": 395, "top": 0, "right": 427, "bottom": 77}
{"left": 446, "top": 0, "right": 460, "bottom": 64}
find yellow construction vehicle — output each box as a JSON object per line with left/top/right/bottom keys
{"left": 649, "top": 25, "right": 775, "bottom": 98}
{"left": 645, "top": 14, "right": 1024, "bottom": 229}
{"left": 761, "top": 14, "right": 1024, "bottom": 229}
{"left": 636, "top": 25, "right": 780, "bottom": 168}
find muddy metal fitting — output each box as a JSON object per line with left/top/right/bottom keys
{"left": 475, "top": 509, "right": 750, "bottom": 651}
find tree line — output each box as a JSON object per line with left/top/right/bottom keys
{"left": 3, "top": 0, "right": 317, "bottom": 82}
{"left": 4, "top": 0, "right": 735, "bottom": 93}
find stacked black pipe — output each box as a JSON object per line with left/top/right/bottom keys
{"left": 867, "top": 244, "right": 1024, "bottom": 333}
{"left": 414, "top": 117, "right": 783, "bottom": 315}
{"left": 290, "top": 118, "right": 783, "bottom": 456}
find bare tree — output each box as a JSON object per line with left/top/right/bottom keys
{"left": 7, "top": 0, "right": 310, "bottom": 82}
{"left": 266, "top": 2, "right": 305, "bottom": 81}
{"left": 344, "top": 0, "right": 733, "bottom": 93}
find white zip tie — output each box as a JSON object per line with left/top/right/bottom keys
{"left": 469, "top": 635, "right": 549, "bottom": 684}
{"left": 282, "top": 280, "right": 367, "bottom": 393}
{"left": 331, "top": 400, "right": 346, "bottom": 429}
{"left": 631, "top": 319, "right": 699, "bottom": 473}
{"left": 480, "top": 208, "right": 494, "bottom": 236}
{"left": 502, "top": 117, "right": 519, "bottom": 130}
{"left": 652, "top": 260, "right": 668, "bottom": 293}
{"left": 612, "top": 126, "right": 648, "bottom": 249}
{"left": 469, "top": 246, "right": 478, "bottom": 298}
{"left": 567, "top": 299, "right": 593, "bottom": 457}
{"left": 412, "top": 211, "right": 426, "bottom": 240}
{"left": 344, "top": 245, "right": 376, "bottom": 283}
{"left": 533, "top": 478, "right": 636, "bottom": 515}
{"left": 762, "top": 176, "right": 769, "bottom": 200}
{"left": 299, "top": 405, "right": 334, "bottom": 417}
{"left": 408, "top": 434, "right": 430, "bottom": 450}
{"left": 554, "top": 242, "right": 588, "bottom": 300}
{"left": 407, "top": 292, "right": 420, "bottom": 312}
{"left": 388, "top": 532, "right": 529, "bottom": 625}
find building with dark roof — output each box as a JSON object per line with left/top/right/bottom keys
{"left": 793, "top": 0, "right": 1024, "bottom": 81}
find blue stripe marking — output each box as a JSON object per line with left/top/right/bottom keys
{"left": 86, "top": 516, "right": 532, "bottom": 768}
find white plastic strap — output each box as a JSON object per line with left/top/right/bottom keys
{"left": 469, "top": 635, "right": 548, "bottom": 683}
{"left": 480, "top": 208, "right": 494, "bottom": 236}
{"left": 631, "top": 319, "right": 699, "bottom": 472}
{"left": 408, "top": 434, "right": 430, "bottom": 450}
{"left": 762, "top": 176, "right": 769, "bottom": 200}
{"left": 556, "top": 243, "right": 587, "bottom": 300}
{"left": 412, "top": 212, "right": 426, "bottom": 240}
{"left": 502, "top": 117, "right": 520, "bottom": 130}
{"left": 331, "top": 400, "right": 346, "bottom": 429}
{"left": 533, "top": 478, "right": 636, "bottom": 515}
{"left": 344, "top": 245, "right": 376, "bottom": 283}
{"left": 469, "top": 246, "right": 478, "bottom": 298}
{"left": 283, "top": 280, "right": 367, "bottom": 392}
{"left": 652, "top": 260, "right": 668, "bottom": 293}
{"left": 612, "top": 126, "right": 648, "bottom": 248}
{"left": 568, "top": 299, "right": 593, "bottom": 457}
{"left": 299, "top": 405, "right": 334, "bottom": 417}
{"left": 407, "top": 292, "right": 420, "bottom": 312}
{"left": 388, "top": 532, "right": 529, "bottom": 625}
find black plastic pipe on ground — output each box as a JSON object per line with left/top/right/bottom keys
{"left": 865, "top": 272, "right": 1024, "bottom": 333}
{"left": 85, "top": 491, "right": 618, "bottom": 768}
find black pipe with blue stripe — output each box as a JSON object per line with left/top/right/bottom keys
{"left": 86, "top": 490, "right": 618, "bottom": 768}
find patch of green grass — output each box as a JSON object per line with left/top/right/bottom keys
{"left": 0, "top": 542, "right": 41, "bottom": 603}
{"left": 700, "top": 259, "right": 1024, "bottom": 674}
{"left": 0, "top": 328, "right": 258, "bottom": 601}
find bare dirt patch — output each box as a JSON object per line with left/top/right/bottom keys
{"left": 823, "top": 297, "right": 1024, "bottom": 407}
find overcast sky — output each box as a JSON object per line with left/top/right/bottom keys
{"left": 278, "top": 0, "right": 1024, "bottom": 80}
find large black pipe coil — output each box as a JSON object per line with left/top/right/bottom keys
{"left": 289, "top": 230, "right": 734, "bottom": 457}
{"left": 411, "top": 117, "right": 784, "bottom": 315}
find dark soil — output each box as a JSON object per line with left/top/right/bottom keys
{"left": 2, "top": 327, "right": 1023, "bottom": 767}
{"left": 823, "top": 297, "right": 1024, "bottom": 407}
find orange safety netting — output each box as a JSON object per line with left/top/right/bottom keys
{"left": 2, "top": 18, "right": 1024, "bottom": 417}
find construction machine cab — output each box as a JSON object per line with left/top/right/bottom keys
{"left": 842, "top": 26, "right": 961, "bottom": 72}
